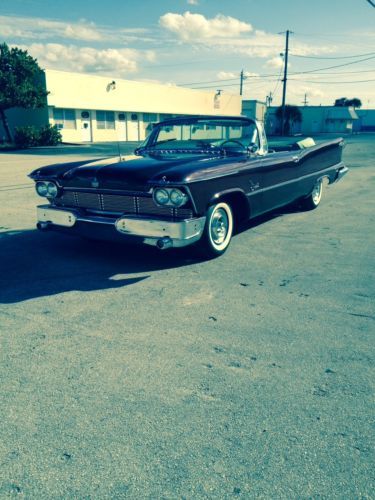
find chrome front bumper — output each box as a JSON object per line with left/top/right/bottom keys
{"left": 36, "top": 205, "right": 206, "bottom": 248}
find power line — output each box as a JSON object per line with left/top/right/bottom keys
{"left": 297, "top": 68, "right": 375, "bottom": 75}
{"left": 290, "top": 55, "right": 375, "bottom": 75}
{"left": 290, "top": 51, "right": 375, "bottom": 60}
{"left": 177, "top": 61, "right": 375, "bottom": 88}
{"left": 288, "top": 78, "right": 375, "bottom": 84}
{"left": 179, "top": 77, "right": 240, "bottom": 86}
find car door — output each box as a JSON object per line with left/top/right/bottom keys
{"left": 258, "top": 151, "right": 303, "bottom": 214}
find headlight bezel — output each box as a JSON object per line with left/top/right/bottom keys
{"left": 35, "top": 180, "right": 59, "bottom": 198}
{"left": 152, "top": 187, "right": 189, "bottom": 208}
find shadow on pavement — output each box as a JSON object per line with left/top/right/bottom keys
{"left": 0, "top": 229, "right": 196, "bottom": 304}
{"left": 0, "top": 208, "right": 290, "bottom": 304}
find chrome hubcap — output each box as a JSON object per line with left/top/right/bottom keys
{"left": 312, "top": 181, "right": 322, "bottom": 205}
{"left": 210, "top": 208, "right": 229, "bottom": 245}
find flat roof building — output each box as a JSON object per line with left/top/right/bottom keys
{"left": 265, "top": 105, "right": 359, "bottom": 136}
{"left": 1, "top": 69, "right": 241, "bottom": 143}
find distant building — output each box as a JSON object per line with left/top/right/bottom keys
{"left": 241, "top": 100, "right": 267, "bottom": 123}
{"left": 1, "top": 69, "right": 241, "bottom": 143}
{"left": 265, "top": 105, "right": 359, "bottom": 135}
{"left": 354, "top": 109, "right": 375, "bottom": 132}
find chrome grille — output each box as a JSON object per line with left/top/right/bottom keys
{"left": 53, "top": 191, "right": 193, "bottom": 219}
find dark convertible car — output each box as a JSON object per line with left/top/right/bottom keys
{"left": 30, "top": 115, "right": 348, "bottom": 257}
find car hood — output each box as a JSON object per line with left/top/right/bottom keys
{"left": 29, "top": 153, "right": 249, "bottom": 191}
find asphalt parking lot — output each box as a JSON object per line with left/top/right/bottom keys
{"left": 0, "top": 135, "right": 374, "bottom": 498}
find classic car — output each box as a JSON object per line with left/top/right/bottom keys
{"left": 29, "top": 115, "right": 348, "bottom": 258}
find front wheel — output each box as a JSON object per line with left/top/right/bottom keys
{"left": 300, "top": 178, "right": 323, "bottom": 211}
{"left": 198, "top": 202, "right": 234, "bottom": 258}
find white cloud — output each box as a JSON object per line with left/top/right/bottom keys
{"left": 0, "top": 15, "right": 154, "bottom": 44}
{"left": 159, "top": 14, "right": 334, "bottom": 60}
{"left": 187, "top": 0, "right": 199, "bottom": 4}
{"left": 20, "top": 43, "right": 155, "bottom": 77}
{"left": 217, "top": 71, "right": 237, "bottom": 79}
{"left": 0, "top": 15, "right": 102, "bottom": 41}
{"left": 159, "top": 11, "right": 252, "bottom": 41}
{"left": 243, "top": 71, "right": 259, "bottom": 78}
{"left": 265, "top": 56, "right": 284, "bottom": 69}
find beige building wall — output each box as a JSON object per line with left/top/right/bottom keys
{"left": 43, "top": 69, "right": 241, "bottom": 143}
{"left": 1, "top": 69, "right": 241, "bottom": 143}
{"left": 45, "top": 69, "right": 240, "bottom": 116}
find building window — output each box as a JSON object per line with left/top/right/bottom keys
{"left": 118, "top": 113, "right": 126, "bottom": 121}
{"left": 131, "top": 113, "right": 138, "bottom": 121}
{"left": 143, "top": 113, "right": 158, "bottom": 122}
{"left": 96, "top": 110, "right": 115, "bottom": 129}
{"left": 53, "top": 108, "right": 76, "bottom": 129}
{"left": 160, "top": 114, "right": 174, "bottom": 121}
{"left": 81, "top": 111, "right": 90, "bottom": 119}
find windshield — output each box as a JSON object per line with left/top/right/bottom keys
{"left": 146, "top": 119, "right": 259, "bottom": 153}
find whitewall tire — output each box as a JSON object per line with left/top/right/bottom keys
{"left": 199, "top": 202, "right": 234, "bottom": 258}
{"left": 300, "top": 178, "right": 323, "bottom": 210}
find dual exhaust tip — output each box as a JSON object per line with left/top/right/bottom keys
{"left": 37, "top": 221, "right": 50, "bottom": 231}
{"left": 156, "top": 236, "right": 173, "bottom": 250}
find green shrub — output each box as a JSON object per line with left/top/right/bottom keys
{"left": 14, "top": 125, "right": 40, "bottom": 148}
{"left": 38, "top": 124, "right": 62, "bottom": 146}
{"left": 14, "top": 124, "right": 62, "bottom": 148}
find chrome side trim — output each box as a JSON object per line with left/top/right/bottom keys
{"left": 245, "top": 162, "right": 346, "bottom": 196}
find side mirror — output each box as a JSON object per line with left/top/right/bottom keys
{"left": 248, "top": 143, "right": 259, "bottom": 154}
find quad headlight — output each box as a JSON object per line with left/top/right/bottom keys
{"left": 35, "top": 181, "right": 59, "bottom": 198}
{"left": 154, "top": 188, "right": 170, "bottom": 205}
{"left": 153, "top": 187, "right": 188, "bottom": 207}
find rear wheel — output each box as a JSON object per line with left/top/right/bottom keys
{"left": 198, "top": 202, "right": 234, "bottom": 258}
{"left": 300, "top": 178, "right": 323, "bottom": 210}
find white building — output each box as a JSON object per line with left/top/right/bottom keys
{"left": 1, "top": 69, "right": 241, "bottom": 143}
{"left": 241, "top": 100, "right": 267, "bottom": 123}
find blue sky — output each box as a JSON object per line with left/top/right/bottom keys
{"left": 1, "top": 0, "right": 374, "bottom": 106}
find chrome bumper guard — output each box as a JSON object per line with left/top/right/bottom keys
{"left": 333, "top": 164, "right": 349, "bottom": 183}
{"left": 37, "top": 206, "right": 206, "bottom": 248}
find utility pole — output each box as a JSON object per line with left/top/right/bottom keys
{"left": 280, "top": 29, "right": 292, "bottom": 135}
{"left": 302, "top": 93, "right": 308, "bottom": 106}
{"left": 240, "top": 69, "right": 244, "bottom": 96}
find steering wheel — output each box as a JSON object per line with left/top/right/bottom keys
{"left": 220, "top": 140, "right": 244, "bottom": 148}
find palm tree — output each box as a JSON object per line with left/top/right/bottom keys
{"left": 334, "top": 97, "right": 362, "bottom": 108}
{"left": 346, "top": 98, "right": 362, "bottom": 108}
{"left": 275, "top": 105, "right": 302, "bottom": 136}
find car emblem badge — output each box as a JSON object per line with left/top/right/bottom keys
{"left": 91, "top": 178, "right": 99, "bottom": 188}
